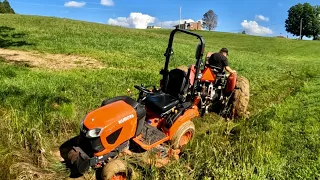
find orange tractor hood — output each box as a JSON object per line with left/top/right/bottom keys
{"left": 83, "top": 100, "right": 137, "bottom": 131}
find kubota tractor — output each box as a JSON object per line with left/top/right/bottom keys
{"left": 59, "top": 29, "right": 206, "bottom": 180}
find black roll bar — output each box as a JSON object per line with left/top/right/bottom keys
{"left": 161, "top": 28, "right": 205, "bottom": 98}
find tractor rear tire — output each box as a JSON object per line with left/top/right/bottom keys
{"left": 100, "top": 159, "right": 137, "bottom": 180}
{"left": 171, "top": 121, "right": 195, "bottom": 149}
{"left": 232, "top": 76, "right": 250, "bottom": 119}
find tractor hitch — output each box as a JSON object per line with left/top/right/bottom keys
{"left": 68, "top": 146, "right": 117, "bottom": 175}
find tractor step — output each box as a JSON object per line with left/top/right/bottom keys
{"left": 132, "top": 123, "right": 169, "bottom": 151}
{"left": 140, "top": 123, "right": 166, "bottom": 145}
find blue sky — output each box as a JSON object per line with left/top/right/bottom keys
{"left": 8, "top": 0, "right": 320, "bottom": 38}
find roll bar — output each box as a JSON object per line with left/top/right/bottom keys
{"left": 160, "top": 28, "right": 205, "bottom": 98}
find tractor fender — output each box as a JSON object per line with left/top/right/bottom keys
{"left": 167, "top": 106, "right": 199, "bottom": 139}
{"left": 225, "top": 72, "right": 237, "bottom": 93}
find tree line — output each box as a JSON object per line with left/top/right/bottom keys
{"left": 285, "top": 3, "right": 319, "bottom": 40}
{"left": 0, "top": 0, "right": 15, "bottom": 14}
{"left": 202, "top": 3, "right": 320, "bottom": 40}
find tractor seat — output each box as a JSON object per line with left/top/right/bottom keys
{"left": 144, "top": 93, "right": 179, "bottom": 115}
{"left": 205, "top": 64, "right": 223, "bottom": 73}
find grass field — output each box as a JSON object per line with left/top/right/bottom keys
{"left": 0, "top": 14, "right": 320, "bottom": 180}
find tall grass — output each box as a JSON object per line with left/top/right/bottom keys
{"left": 0, "top": 14, "right": 319, "bottom": 179}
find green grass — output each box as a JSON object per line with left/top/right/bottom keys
{"left": 0, "top": 14, "right": 320, "bottom": 179}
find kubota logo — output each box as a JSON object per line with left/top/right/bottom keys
{"left": 118, "top": 114, "right": 134, "bottom": 124}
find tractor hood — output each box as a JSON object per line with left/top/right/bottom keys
{"left": 81, "top": 100, "right": 137, "bottom": 137}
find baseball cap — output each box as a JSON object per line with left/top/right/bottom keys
{"left": 220, "top": 48, "right": 229, "bottom": 55}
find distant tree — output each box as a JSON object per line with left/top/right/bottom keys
{"left": 285, "top": 3, "right": 319, "bottom": 40}
{"left": 0, "top": 0, "right": 15, "bottom": 14}
{"left": 313, "top": 5, "right": 320, "bottom": 40}
{"left": 0, "top": 2, "right": 3, "bottom": 13}
{"left": 202, "top": 10, "right": 218, "bottom": 31}
{"left": 242, "top": 30, "right": 246, "bottom": 34}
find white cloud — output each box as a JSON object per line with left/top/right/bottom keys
{"left": 241, "top": 20, "right": 273, "bottom": 35}
{"left": 101, "top": 0, "right": 114, "bottom": 6}
{"left": 108, "top": 17, "right": 130, "bottom": 27}
{"left": 108, "top": 12, "right": 156, "bottom": 29}
{"left": 64, "top": 1, "right": 86, "bottom": 8}
{"left": 255, "top": 15, "right": 269, "bottom": 22}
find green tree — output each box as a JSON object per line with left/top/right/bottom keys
{"left": 202, "top": 10, "right": 218, "bottom": 31}
{"left": 313, "top": 5, "right": 320, "bottom": 40}
{"left": 285, "top": 3, "right": 319, "bottom": 40}
{"left": 0, "top": 2, "right": 4, "bottom": 13}
{"left": 242, "top": 30, "right": 246, "bottom": 34}
{"left": 0, "top": 0, "right": 15, "bottom": 14}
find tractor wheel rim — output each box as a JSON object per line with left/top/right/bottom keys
{"left": 111, "top": 172, "right": 126, "bottom": 180}
{"left": 179, "top": 131, "right": 192, "bottom": 147}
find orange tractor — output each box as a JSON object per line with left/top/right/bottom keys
{"left": 60, "top": 29, "right": 250, "bottom": 180}
{"left": 60, "top": 29, "right": 206, "bottom": 180}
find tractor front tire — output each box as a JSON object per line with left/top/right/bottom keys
{"left": 171, "top": 121, "right": 195, "bottom": 149}
{"left": 232, "top": 76, "right": 250, "bottom": 119}
{"left": 100, "top": 159, "right": 137, "bottom": 180}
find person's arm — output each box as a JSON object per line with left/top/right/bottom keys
{"left": 206, "top": 54, "right": 213, "bottom": 65}
{"left": 222, "top": 56, "right": 236, "bottom": 74}
{"left": 225, "top": 66, "right": 236, "bottom": 74}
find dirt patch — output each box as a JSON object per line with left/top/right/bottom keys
{"left": 0, "top": 48, "right": 105, "bottom": 70}
{"left": 9, "top": 162, "right": 57, "bottom": 180}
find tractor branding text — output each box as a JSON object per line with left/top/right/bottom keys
{"left": 118, "top": 114, "right": 134, "bottom": 124}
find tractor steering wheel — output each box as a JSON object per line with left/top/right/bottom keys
{"left": 134, "top": 85, "right": 153, "bottom": 94}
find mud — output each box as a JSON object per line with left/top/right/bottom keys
{"left": 0, "top": 48, "right": 105, "bottom": 70}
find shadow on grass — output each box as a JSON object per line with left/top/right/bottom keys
{"left": 0, "top": 85, "right": 25, "bottom": 102}
{"left": 0, "top": 26, "right": 35, "bottom": 48}
{"left": 7, "top": 60, "right": 35, "bottom": 68}
{"left": 22, "top": 93, "right": 72, "bottom": 114}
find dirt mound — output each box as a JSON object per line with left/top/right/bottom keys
{"left": 9, "top": 162, "right": 56, "bottom": 180}
{"left": 0, "top": 48, "right": 105, "bottom": 70}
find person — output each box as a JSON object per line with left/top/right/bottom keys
{"left": 207, "top": 48, "right": 236, "bottom": 74}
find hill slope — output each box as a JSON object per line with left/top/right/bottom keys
{"left": 0, "top": 14, "right": 320, "bottom": 179}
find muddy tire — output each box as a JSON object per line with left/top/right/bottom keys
{"left": 171, "top": 121, "right": 195, "bottom": 149}
{"left": 232, "top": 76, "right": 250, "bottom": 119}
{"left": 100, "top": 159, "right": 137, "bottom": 180}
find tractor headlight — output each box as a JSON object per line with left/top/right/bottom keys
{"left": 79, "top": 115, "right": 103, "bottom": 138}
{"left": 86, "top": 128, "right": 103, "bottom": 138}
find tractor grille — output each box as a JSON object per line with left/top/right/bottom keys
{"left": 80, "top": 125, "right": 105, "bottom": 153}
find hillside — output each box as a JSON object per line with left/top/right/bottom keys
{"left": 0, "top": 14, "right": 320, "bottom": 179}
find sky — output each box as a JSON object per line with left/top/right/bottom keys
{"left": 8, "top": 0, "right": 320, "bottom": 39}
